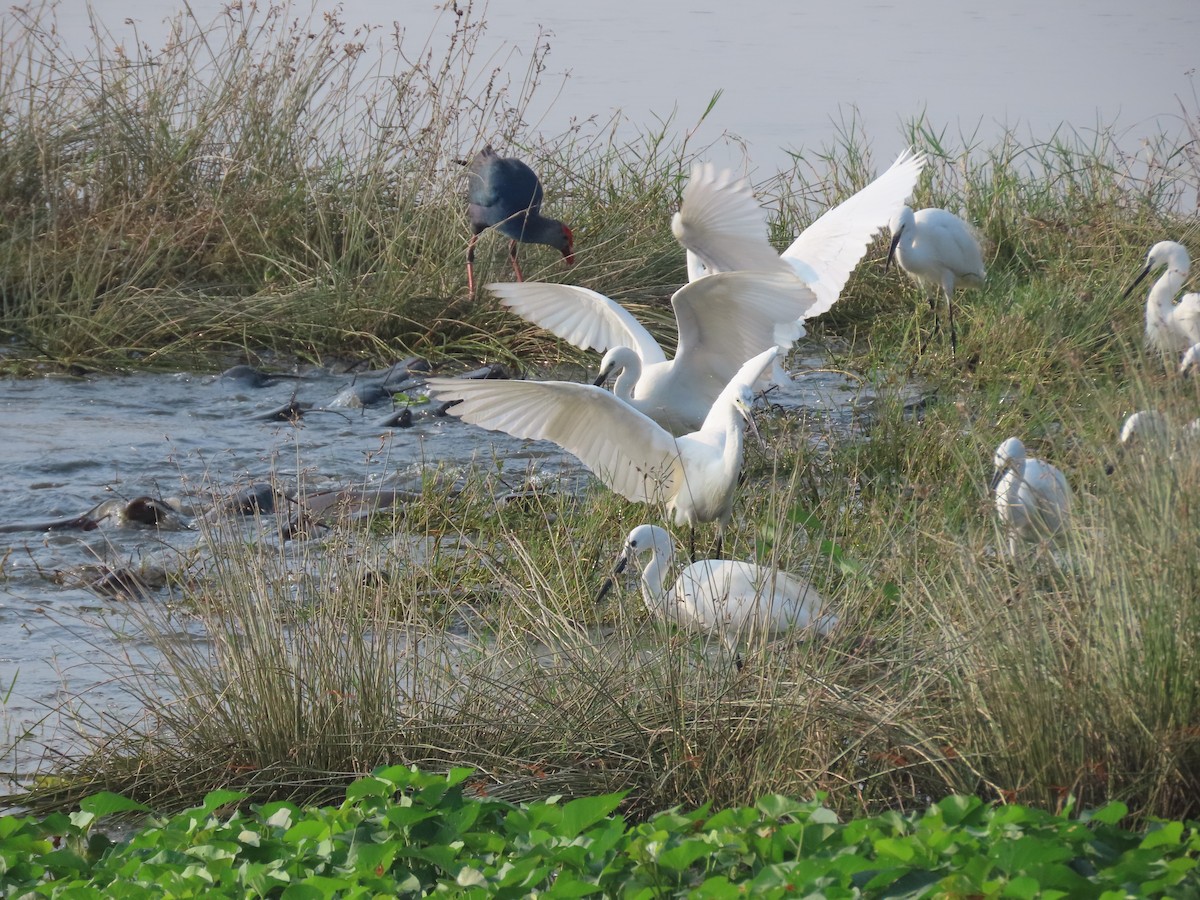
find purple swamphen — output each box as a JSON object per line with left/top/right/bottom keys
{"left": 463, "top": 145, "right": 574, "bottom": 298}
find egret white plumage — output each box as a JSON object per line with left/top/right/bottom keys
{"left": 886, "top": 205, "right": 986, "bottom": 353}
{"left": 1123, "top": 242, "right": 1200, "bottom": 356}
{"left": 425, "top": 347, "right": 779, "bottom": 550}
{"left": 604, "top": 524, "right": 837, "bottom": 659}
{"left": 488, "top": 270, "right": 811, "bottom": 435}
{"left": 1181, "top": 343, "right": 1200, "bottom": 376}
{"left": 1116, "top": 410, "right": 1200, "bottom": 465}
{"left": 1119, "top": 410, "right": 1172, "bottom": 451}
{"left": 990, "top": 437, "right": 1072, "bottom": 558}
{"left": 675, "top": 151, "right": 925, "bottom": 378}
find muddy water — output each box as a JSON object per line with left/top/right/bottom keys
{"left": 0, "top": 347, "right": 885, "bottom": 787}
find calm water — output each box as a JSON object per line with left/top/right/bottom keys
{"left": 31, "top": 0, "right": 1200, "bottom": 172}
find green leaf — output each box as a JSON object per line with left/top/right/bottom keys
{"left": 873, "top": 837, "right": 916, "bottom": 862}
{"left": 345, "top": 776, "right": 393, "bottom": 802}
{"left": 787, "top": 506, "right": 822, "bottom": 531}
{"left": 656, "top": 837, "right": 716, "bottom": 870}
{"left": 559, "top": 793, "right": 625, "bottom": 838}
{"left": 1140, "top": 821, "right": 1183, "bottom": 849}
{"left": 78, "top": 792, "right": 150, "bottom": 818}
{"left": 1086, "top": 802, "right": 1128, "bottom": 825}
{"left": 198, "top": 790, "right": 248, "bottom": 814}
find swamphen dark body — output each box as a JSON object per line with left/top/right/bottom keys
{"left": 464, "top": 145, "right": 574, "bottom": 298}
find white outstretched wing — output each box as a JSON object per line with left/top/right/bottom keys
{"left": 671, "top": 271, "right": 813, "bottom": 387}
{"left": 426, "top": 377, "right": 683, "bottom": 504}
{"left": 487, "top": 282, "right": 667, "bottom": 366}
{"left": 782, "top": 148, "right": 925, "bottom": 318}
{"left": 671, "top": 162, "right": 792, "bottom": 278}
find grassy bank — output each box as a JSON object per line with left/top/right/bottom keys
{"left": 3, "top": 0, "right": 1200, "bottom": 832}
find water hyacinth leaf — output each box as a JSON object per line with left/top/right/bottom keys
{"left": 559, "top": 793, "right": 626, "bottom": 838}
{"left": 1086, "top": 802, "right": 1129, "bottom": 826}
{"left": 344, "top": 775, "right": 395, "bottom": 803}
{"left": 1140, "top": 821, "right": 1184, "bottom": 850}
{"left": 656, "top": 837, "right": 718, "bottom": 870}
{"left": 872, "top": 836, "right": 916, "bottom": 862}
{"left": 755, "top": 794, "right": 819, "bottom": 820}
{"left": 278, "top": 884, "right": 325, "bottom": 900}
{"left": 283, "top": 819, "right": 330, "bottom": 843}
{"left": 456, "top": 865, "right": 488, "bottom": 887}
{"left": 196, "top": 790, "right": 249, "bottom": 814}
{"left": 384, "top": 805, "right": 442, "bottom": 830}
{"left": 937, "top": 794, "right": 984, "bottom": 826}
{"left": 77, "top": 792, "right": 150, "bottom": 818}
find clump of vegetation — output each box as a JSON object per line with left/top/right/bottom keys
{"left": 3, "top": 765, "right": 1198, "bottom": 897}
{"left": 0, "top": 1, "right": 689, "bottom": 369}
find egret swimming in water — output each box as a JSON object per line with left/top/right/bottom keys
{"left": 991, "top": 437, "right": 1072, "bottom": 558}
{"left": 1124, "top": 241, "right": 1200, "bottom": 356}
{"left": 886, "top": 205, "right": 986, "bottom": 354}
{"left": 603, "top": 523, "right": 836, "bottom": 661}
{"left": 488, "top": 270, "right": 811, "bottom": 436}
{"left": 426, "top": 347, "right": 779, "bottom": 551}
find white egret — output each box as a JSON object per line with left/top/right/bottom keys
{"left": 1115, "top": 410, "right": 1200, "bottom": 465}
{"left": 605, "top": 523, "right": 837, "bottom": 661}
{"left": 1124, "top": 241, "right": 1200, "bottom": 355}
{"left": 425, "top": 347, "right": 779, "bottom": 549}
{"left": 488, "top": 270, "right": 811, "bottom": 435}
{"left": 675, "top": 150, "right": 925, "bottom": 378}
{"left": 1119, "top": 410, "right": 1172, "bottom": 452}
{"left": 990, "top": 437, "right": 1072, "bottom": 558}
{"left": 1181, "top": 343, "right": 1200, "bottom": 377}
{"left": 885, "top": 205, "right": 987, "bottom": 354}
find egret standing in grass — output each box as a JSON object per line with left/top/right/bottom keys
{"left": 1115, "top": 410, "right": 1200, "bottom": 465}
{"left": 601, "top": 524, "right": 836, "bottom": 665}
{"left": 463, "top": 145, "right": 575, "bottom": 300}
{"left": 1180, "top": 343, "right": 1200, "bottom": 377}
{"left": 487, "top": 270, "right": 812, "bottom": 436}
{"left": 426, "top": 347, "right": 780, "bottom": 555}
{"left": 991, "top": 437, "right": 1072, "bottom": 558}
{"left": 1124, "top": 241, "right": 1200, "bottom": 356}
{"left": 885, "top": 205, "right": 986, "bottom": 354}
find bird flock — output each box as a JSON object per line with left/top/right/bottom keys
{"left": 444, "top": 143, "right": 1197, "bottom": 661}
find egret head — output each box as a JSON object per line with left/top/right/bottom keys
{"left": 1180, "top": 343, "right": 1200, "bottom": 378}
{"left": 1124, "top": 240, "right": 1188, "bottom": 298}
{"left": 990, "top": 436, "right": 1026, "bottom": 490}
{"left": 610, "top": 524, "right": 673, "bottom": 577}
{"left": 885, "top": 206, "right": 915, "bottom": 273}
{"left": 593, "top": 346, "right": 640, "bottom": 387}
{"left": 733, "top": 386, "right": 763, "bottom": 445}
{"left": 1119, "top": 410, "right": 1170, "bottom": 448}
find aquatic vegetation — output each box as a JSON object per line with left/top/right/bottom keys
{"left": 2, "top": 766, "right": 1198, "bottom": 897}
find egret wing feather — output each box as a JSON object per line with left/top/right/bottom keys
{"left": 488, "top": 282, "right": 667, "bottom": 365}
{"left": 671, "top": 163, "right": 792, "bottom": 277}
{"left": 782, "top": 148, "right": 925, "bottom": 316}
{"left": 671, "top": 272, "right": 813, "bottom": 387}
{"left": 425, "top": 378, "right": 682, "bottom": 504}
